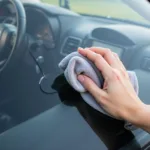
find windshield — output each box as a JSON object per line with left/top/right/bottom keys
{"left": 42, "top": 0, "right": 150, "bottom": 25}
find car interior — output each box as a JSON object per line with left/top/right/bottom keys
{"left": 0, "top": 0, "right": 150, "bottom": 150}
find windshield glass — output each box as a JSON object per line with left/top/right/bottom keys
{"left": 42, "top": 0, "right": 150, "bottom": 25}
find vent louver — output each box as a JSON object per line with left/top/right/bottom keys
{"left": 61, "top": 37, "right": 81, "bottom": 55}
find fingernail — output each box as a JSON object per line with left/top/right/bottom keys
{"left": 78, "top": 47, "right": 84, "bottom": 50}
{"left": 111, "top": 52, "right": 115, "bottom": 59}
{"left": 78, "top": 75, "right": 85, "bottom": 82}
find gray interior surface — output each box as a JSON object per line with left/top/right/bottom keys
{"left": 0, "top": 104, "right": 107, "bottom": 150}
{"left": 133, "top": 69, "right": 150, "bottom": 105}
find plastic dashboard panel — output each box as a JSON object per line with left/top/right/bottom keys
{"left": 1, "top": 102, "right": 150, "bottom": 150}
{"left": 0, "top": 104, "right": 107, "bottom": 150}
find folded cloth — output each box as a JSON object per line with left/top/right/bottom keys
{"left": 59, "top": 52, "right": 139, "bottom": 130}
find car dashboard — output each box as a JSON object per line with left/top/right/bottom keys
{"left": 0, "top": 1, "right": 150, "bottom": 150}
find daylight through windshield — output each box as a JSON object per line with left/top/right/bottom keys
{"left": 42, "top": 0, "right": 150, "bottom": 25}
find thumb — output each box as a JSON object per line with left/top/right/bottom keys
{"left": 77, "top": 75, "right": 107, "bottom": 101}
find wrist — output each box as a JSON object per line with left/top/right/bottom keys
{"left": 130, "top": 102, "right": 150, "bottom": 129}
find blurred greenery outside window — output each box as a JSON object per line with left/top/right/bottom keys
{"left": 42, "top": 0, "right": 150, "bottom": 25}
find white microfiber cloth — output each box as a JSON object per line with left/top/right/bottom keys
{"left": 59, "top": 52, "right": 139, "bottom": 130}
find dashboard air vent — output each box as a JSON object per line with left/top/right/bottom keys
{"left": 61, "top": 37, "right": 81, "bottom": 55}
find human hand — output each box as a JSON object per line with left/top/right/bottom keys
{"left": 77, "top": 47, "right": 147, "bottom": 124}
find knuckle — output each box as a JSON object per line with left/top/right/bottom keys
{"left": 105, "top": 48, "right": 111, "bottom": 54}
{"left": 84, "top": 76, "right": 90, "bottom": 86}
{"left": 94, "top": 54, "right": 102, "bottom": 64}
{"left": 118, "top": 109, "right": 127, "bottom": 119}
{"left": 96, "top": 54, "right": 102, "bottom": 59}
{"left": 112, "top": 68, "right": 129, "bottom": 81}
{"left": 111, "top": 69, "right": 121, "bottom": 80}
{"left": 120, "top": 68, "right": 128, "bottom": 78}
{"left": 86, "top": 53, "right": 90, "bottom": 60}
{"left": 97, "top": 91, "right": 105, "bottom": 99}
{"left": 84, "top": 77, "right": 95, "bottom": 91}
{"left": 105, "top": 48, "right": 111, "bottom": 53}
{"left": 86, "top": 50, "right": 91, "bottom": 57}
{"left": 113, "top": 52, "right": 119, "bottom": 58}
{"left": 96, "top": 93, "right": 106, "bottom": 104}
{"left": 97, "top": 91, "right": 103, "bottom": 99}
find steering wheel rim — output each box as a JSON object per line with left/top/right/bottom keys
{"left": 0, "top": 0, "right": 26, "bottom": 73}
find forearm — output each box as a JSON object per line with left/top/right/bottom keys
{"left": 137, "top": 104, "right": 150, "bottom": 133}
{"left": 130, "top": 103, "right": 150, "bottom": 133}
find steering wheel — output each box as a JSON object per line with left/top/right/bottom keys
{"left": 0, "top": 0, "right": 26, "bottom": 73}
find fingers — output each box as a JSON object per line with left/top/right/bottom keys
{"left": 113, "top": 52, "right": 126, "bottom": 70}
{"left": 79, "top": 48, "right": 113, "bottom": 79}
{"left": 90, "top": 47, "right": 117, "bottom": 67}
{"left": 78, "top": 47, "right": 122, "bottom": 70}
{"left": 78, "top": 75, "right": 107, "bottom": 104}
{"left": 113, "top": 52, "right": 129, "bottom": 78}
{"left": 78, "top": 47, "right": 128, "bottom": 79}
{"left": 78, "top": 47, "right": 105, "bottom": 57}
